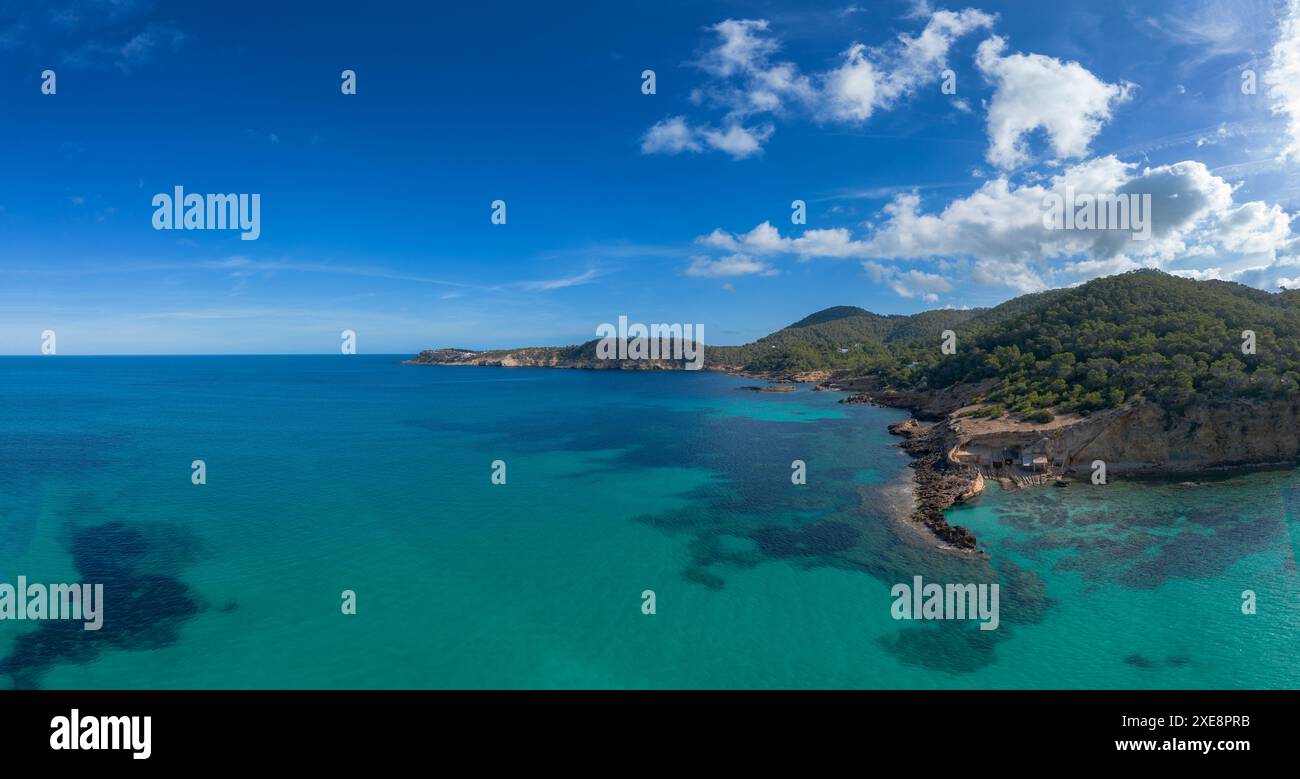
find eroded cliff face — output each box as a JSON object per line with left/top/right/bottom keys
{"left": 878, "top": 395, "right": 1300, "bottom": 553}
{"left": 955, "top": 399, "right": 1300, "bottom": 473}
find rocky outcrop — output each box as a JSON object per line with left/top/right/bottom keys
{"left": 865, "top": 391, "right": 1300, "bottom": 552}
{"left": 887, "top": 418, "right": 919, "bottom": 436}
{"left": 888, "top": 418, "right": 982, "bottom": 552}
{"left": 947, "top": 399, "right": 1300, "bottom": 475}
{"left": 738, "top": 385, "right": 797, "bottom": 393}
{"left": 837, "top": 379, "right": 997, "bottom": 419}
{"left": 789, "top": 370, "right": 833, "bottom": 383}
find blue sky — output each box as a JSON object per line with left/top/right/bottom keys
{"left": 2, "top": 0, "right": 1299, "bottom": 354}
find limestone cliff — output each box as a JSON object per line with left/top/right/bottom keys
{"left": 948, "top": 399, "right": 1300, "bottom": 474}
{"left": 875, "top": 395, "right": 1300, "bottom": 553}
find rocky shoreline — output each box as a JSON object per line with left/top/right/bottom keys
{"left": 837, "top": 382, "right": 991, "bottom": 552}
{"left": 838, "top": 385, "right": 1300, "bottom": 553}
{"left": 407, "top": 353, "right": 992, "bottom": 550}
{"left": 733, "top": 377, "right": 987, "bottom": 553}
{"left": 883, "top": 417, "right": 982, "bottom": 552}
{"left": 405, "top": 352, "right": 1300, "bottom": 554}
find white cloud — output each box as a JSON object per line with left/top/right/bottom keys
{"left": 641, "top": 116, "right": 703, "bottom": 155}
{"left": 695, "top": 220, "right": 871, "bottom": 260}
{"left": 1168, "top": 267, "right": 1226, "bottom": 281}
{"left": 643, "top": 9, "right": 993, "bottom": 157}
{"left": 821, "top": 7, "right": 994, "bottom": 123}
{"left": 696, "top": 19, "right": 779, "bottom": 78}
{"left": 863, "top": 155, "right": 1295, "bottom": 290}
{"left": 821, "top": 44, "right": 881, "bottom": 122}
{"left": 879, "top": 9, "right": 996, "bottom": 104}
{"left": 690, "top": 156, "right": 1298, "bottom": 296}
{"left": 697, "top": 221, "right": 784, "bottom": 253}
{"left": 1212, "top": 236, "right": 1300, "bottom": 290}
{"left": 700, "top": 123, "right": 772, "bottom": 158}
{"left": 640, "top": 116, "right": 772, "bottom": 159}
{"left": 517, "top": 269, "right": 600, "bottom": 291}
{"left": 862, "top": 261, "right": 952, "bottom": 301}
{"left": 1265, "top": 0, "right": 1300, "bottom": 160}
{"left": 975, "top": 35, "right": 1133, "bottom": 169}
{"left": 685, "top": 253, "right": 776, "bottom": 277}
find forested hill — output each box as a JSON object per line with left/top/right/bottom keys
{"left": 707, "top": 306, "right": 983, "bottom": 373}
{"left": 913, "top": 270, "right": 1300, "bottom": 414}
{"left": 410, "top": 270, "right": 1300, "bottom": 416}
{"left": 711, "top": 270, "right": 1300, "bottom": 416}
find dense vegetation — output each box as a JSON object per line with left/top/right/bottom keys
{"left": 423, "top": 271, "right": 1300, "bottom": 418}
{"left": 712, "top": 271, "right": 1300, "bottom": 416}
{"left": 707, "top": 307, "right": 981, "bottom": 374}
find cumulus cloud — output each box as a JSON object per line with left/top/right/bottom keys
{"left": 696, "top": 19, "right": 781, "bottom": 78}
{"left": 640, "top": 116, "right": 773, "bottom": 159}
{"left": 820, "top": 44, "right": 882, "bottom": 123}
{"left": 685, "top": 253, "right": 776, "bottom": 277}
{"left": 865, "top": 155, "right": 1295, "bottom": 290}
{"left": 690, "top": 156, "right": 1297, "bottom": 296}
{"left": 641, "top": 116, "right": 702, "bottom": 155}
{"left": 862, "top": 261, "right": 952, "bottom": 302}
{"left": 699, "top": 123, "right": 773, "bottom": 158}
{"left": 882, "top": 9, "right": 996, "bottom": 103}
{"left": 1265, "top": 0, "right": 1300, "bottom": 160}
{"left": 696, "top": 220, "right": 869, "bottom": 260}
{"left": 642, "top": 9, "right": 993, "bottom": 158}
{"left": 1198, "top": 231, "right": 1300, "bottom": 290}
{"left": 975, "top": 36, "right": 1133, "bottom": 169}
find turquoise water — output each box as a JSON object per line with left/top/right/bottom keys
{"left": 0, "top": 355, "right": 1296, "bottom": 689}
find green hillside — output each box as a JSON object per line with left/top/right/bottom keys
{"left": 716, "top": 270, "right": 1300, "bottom": 416}
{"left": 901, "top": 270, "right": 1300, "bottom": 415}
{"left": 414, "top": 271, "right": 1300, "bottom": 418}
{"left": 708, "top": 306, "right": 982, "bottom": 373}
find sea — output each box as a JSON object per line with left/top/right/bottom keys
{"left": 1, "top": 355, "right": 1297, "bottom": 689}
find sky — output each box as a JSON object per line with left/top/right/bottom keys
{"left": 2, "top": 0, "right": 1300, "bottom": 354}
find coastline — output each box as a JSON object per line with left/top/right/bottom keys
{"left": 837, "top": 385, "right": 988, "bottom": 553}
{"left": 403, "top": 357, "right": 1300, "bottom": 554}
{"left": 887, "top": 417, "right": 985, "bottom": 553}
{"left": 404, "top": 356, "right": 989, "bottom": 551}
{"left": 837, "top": 384, "right": 1300, "bottom": 553}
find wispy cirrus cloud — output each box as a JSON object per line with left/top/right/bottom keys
{"left": 1266, "top": 0, "right": 1300, "bottom": 160}
{"left": 62, "top": 21, "right": 188, "bottom": 72}
{"left": 4, "top": 251, "right": 619, "bottom": 304}
{"left": 1143, "top": 0, "right": 1274, "bottom": 66}
{"left": 515, "top": 268, "right": 601, "bottom": 291}
{"left": 1, "top": 1, "right": 189, "bottom": 72}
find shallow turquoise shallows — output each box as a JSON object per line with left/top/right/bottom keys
{"left": 0, "top": 355, "right": 1297, "bottom": 689}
